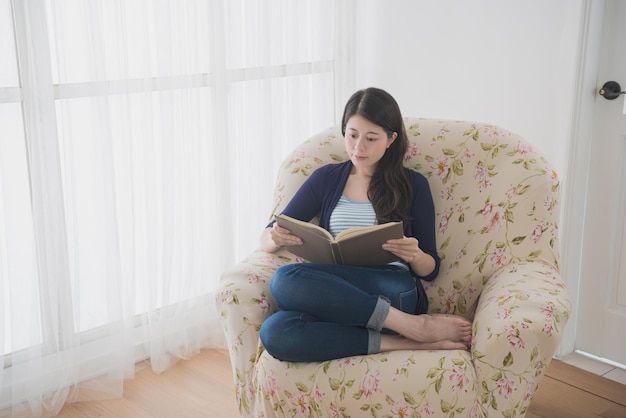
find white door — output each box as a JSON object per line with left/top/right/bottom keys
{"left": 576, "top": 0, "right": 626, "bottom": 365}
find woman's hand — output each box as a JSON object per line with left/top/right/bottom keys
{"left": 270, "top": 223, "right": 303, "bottom": 247}
{"left": 382, "top": 236, "right": 422, "bottom": 264}
{"left": 260, "top": 223, "right": 302, "bottom": 253}
{"left": 382, "top": 236, "right": 435, "bottom": 277}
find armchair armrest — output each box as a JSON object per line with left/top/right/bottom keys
{"left": 472, "top": 261, "right": 571, "bottom": 417}
{"left": 215, "top": 249, "right": 296, "bottom": 414}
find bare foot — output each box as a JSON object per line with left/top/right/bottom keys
{"left": 380, "top": 335, "right": 469, "bottom": 352}
{"left": 383, "top": 308, "right": 472, "bottom": 344}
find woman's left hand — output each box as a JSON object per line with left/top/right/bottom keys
{"left": 382, "top": 236, "right": 423, "bottom": 264}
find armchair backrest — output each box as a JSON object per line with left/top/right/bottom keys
{"left": 269, "top": 118, "right": 560, "bottom": 318}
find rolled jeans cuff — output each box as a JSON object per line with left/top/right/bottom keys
{"left": 366, "top": 295, "right": 390, "bottom": 332}
{"left": 367, "top": 329, "right": 381, "bottom": 354}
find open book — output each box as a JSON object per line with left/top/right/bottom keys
{"left": 274, "top": 214, "right": 403, "bottom": 266}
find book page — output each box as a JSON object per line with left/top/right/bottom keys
{"left": 335, "top": 221, "right": 402, "bottom": 241}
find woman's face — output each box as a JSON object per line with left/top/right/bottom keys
{"left": 344, "top": 114, "right": 397, "bottom": 175}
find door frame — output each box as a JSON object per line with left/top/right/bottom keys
{"left": 558, "top": 0, "right": 606, "bottom": 357}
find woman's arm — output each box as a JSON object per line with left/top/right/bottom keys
{"left": 390, "top": 170, "right": 441, "bottom": 280}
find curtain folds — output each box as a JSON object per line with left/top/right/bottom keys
{"left": 0, "top": 0, "right": 351, "bottom": 416}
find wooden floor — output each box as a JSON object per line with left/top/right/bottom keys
{"left": 56, "top": 349, "right": 626, "bottom": 418}
{"left": 56, "top": 350, "right": 239, "bottom": 418}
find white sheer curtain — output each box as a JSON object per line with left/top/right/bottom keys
{"left": 0, "top": 0, "right": 353, "bottom": 416}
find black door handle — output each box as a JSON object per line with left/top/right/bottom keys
{"left": 599, "top": 81, "right": 625, "bottom": 100}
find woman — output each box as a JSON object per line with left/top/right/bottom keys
{"left": 259, "top": 88, "right": 471, "bottom": 362}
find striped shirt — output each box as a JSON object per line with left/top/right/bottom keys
{"left": 328, "top": 195, "right": 377, "bottom": 238}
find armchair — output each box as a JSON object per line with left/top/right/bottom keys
{"left": 216, "top": 118, "right": 571, "bottom": 417}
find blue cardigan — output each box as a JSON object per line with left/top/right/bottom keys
{"left": 271, "top": 160, "right": 441, "bottom": 282}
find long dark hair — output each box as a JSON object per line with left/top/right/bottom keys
{"left": 341, "top": 87, "right": 411, "bottom": 223}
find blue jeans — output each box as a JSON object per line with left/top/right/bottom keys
{"left": 259, "top": 263, "right": 427, "bottom": 362}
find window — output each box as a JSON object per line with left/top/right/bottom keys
{"left": 0, "top": 0, "right": 353, "bottom": 414}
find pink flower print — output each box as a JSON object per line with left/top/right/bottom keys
{"left": 474, "top": 161, "right": 487, "bottom": 181}
{"left": 481, "top": 203, "right": 506, "bottom": 233}
{"left": 479, "top": 178, "right": 492, "bottom": 192}
{"left": 257, "top": 296, "right": 271, "bottom": 312}
{"left": 506, "top": 185, "right": 517, "bottom": 199}
{"left": 248, "top": 273, "right": 265, "bottom": 283}
{"left": 329, "top": 404, "right": 342, "bottom": 418}
{"left": 474, "top": 362, "right": 482, "bottom": 376}
{"left": 455, "top": 247, "right": 464, "bottom": 261}
{"left": 440, "top": 187, "right": 453, "bottom": 201}
{"left": 421, "top": 405, "right": 435, "bottom": 416}
{"left": 338, "top": 357, "right": 357, "bottom": 368}
{"left": 246, "top": 382, "right": 256, "bottom": 400}
{"left": 542, "top": 302, "right": 557, "bottom": 321}
{"left": 544, "top": 196, "right": 556, "bottom": 214}
{"left": 550, "top": 167, "right": 559, "bottom": 186}
{"left": 221, "top": 289, "right": 235, "bottom": 304}
{"left": 329, "top": 403, "right": 343, "bottom": 418}
{"left": 481, "top": 202, "right": 493, "bottom": 216}
{"left": 490, "top": 247, "right": 508, "bottom": 269}
{"left": 467, "top": 401, "right": 482, "bottom": 418}
{"left": 262, "top": 370, "right": 279, "bottom": 397}
{"left": 483, "top": 126, "right": 502, "bottom": 137}
{"left": 542, "top": 323, "right": 555, "bottom": 336}
{"left": 400, "top": 358, "right": 412, "bottom": 368}
{"left": 235, "top": 379, "right": 244, "bottom": 401}
{"left": 496, "top": 308, "right": 512, "bottom": 320}
{"left": 438, "top": 207, "right": 453, "bottom": 234}
{"left": 434, "top": 128, "right": 448, "bottom": 140}
{"left": 449, "top": 365, "right": 471, "bottom": 393}
{"left": 256, "top": 255, "right": 280, "bottom": 268}
{"left": 290, "top": 150, "right": 307, "bottom": 164}
{"left": 438, "top": 215, "right": 449, "bottom": 234}
{"left": 514, "top": 142, "right": 533, "bottom": 155}
{"left": 531, "top": 222, "right": 547, "bottom": 243}
{"left": 440, "top": 288, "right": 458, "bottom": 313}
{"left": 431, "top": 154, "right": 451, "bottom": 179}
{"left": 461, "top": 150, "right": 475, "bottom": 162}
{"left": 505, "top": 325, "right": 525, "bottom": 350}
{"left": 524, "top": 378, "right": 537, "bottom": 401}
{"left": 390, "top": 400, "right": 410, "bottom": 418}
{"left": 496, "top": 377, "right": 518, "bottom": 399}
{"left": 312, "top": 387, "right": 325, "bottom": 402}
{"left": 404, "top": 142, "right": 421, "bottom": 162}
{"left": 290, "top": 392, "right": 310, "bottom": 415}
{"left": 537, "top": 359, "right": 547, "bottom": 372}
{"left": 360, "top": 369, "right": 382, "bottom": 398}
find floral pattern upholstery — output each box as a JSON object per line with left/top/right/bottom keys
{"left": 216, "top": 118, "right": 571, "bottom": 417}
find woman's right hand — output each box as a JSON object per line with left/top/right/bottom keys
{"left": 269, "top": 223, "right": 303, "bottom": 248}
{"left": 260, "top": 223, "right": 302, "bottom": 252}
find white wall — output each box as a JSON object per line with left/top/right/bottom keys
{"left": 352, "top": 0, "right": 585, "bottom": 179}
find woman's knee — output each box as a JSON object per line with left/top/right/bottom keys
{"left": 260, "top": 311, "right": 303, "bottom": 361}
{"left": 269, "top": 264, "right": 301, "bottom": 303}
{"left": 259, "top": 313, "right": 280, "bottom": 353}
